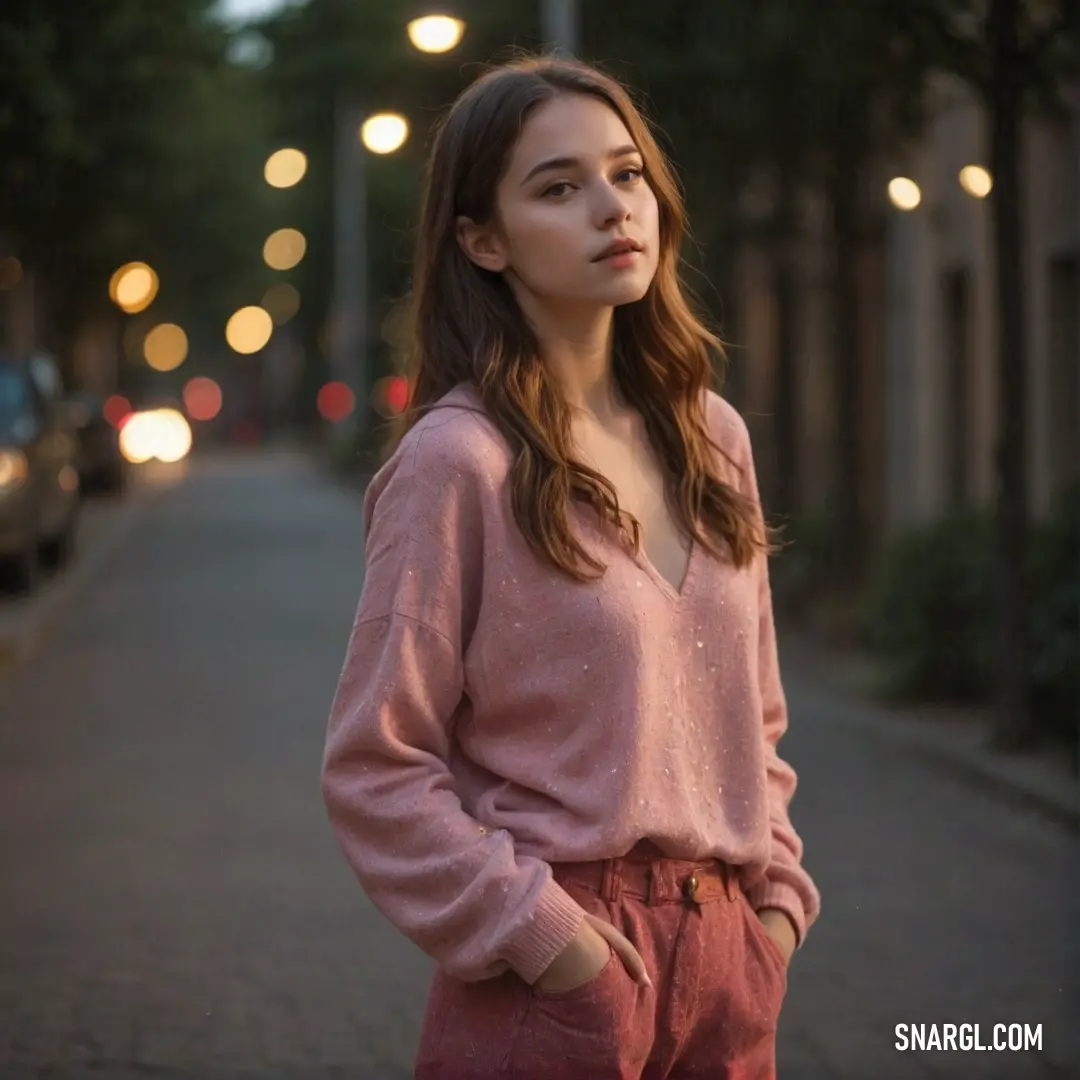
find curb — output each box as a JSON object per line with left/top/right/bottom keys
{"left": 0, "top": 482, "right": 171, "bottom": 676}
{"left": 780, "top": 651, "right": 1080, "bottom": 833}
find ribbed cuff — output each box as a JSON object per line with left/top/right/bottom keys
{"left": 501, "top": 877, "right": 587, "bottom": 985}
{"left": 747, "top": 880, "right": 808, "bottom": 948}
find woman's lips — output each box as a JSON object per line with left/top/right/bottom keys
{"left": 598, "top": 249, "right": 641, "bottom": 268}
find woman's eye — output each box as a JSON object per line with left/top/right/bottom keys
{"left": 541, "top": 182, "right": 572, "bottom": 198}
{"left": 616, "top": 167, "right": 644, "bottom": 183}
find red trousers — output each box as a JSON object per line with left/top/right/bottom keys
{"left": 414, "top": 842, "right": 788, "bottom": 1079}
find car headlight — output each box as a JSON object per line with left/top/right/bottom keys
{"left": 0, "top": 448, "right": 29, "bottom": 490}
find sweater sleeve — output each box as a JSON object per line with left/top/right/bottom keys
{"left": 734, "top": 419, "right": 822, "bottom": 948}
{"left": 320, "top": 427, "right": 587, "bottom": 984}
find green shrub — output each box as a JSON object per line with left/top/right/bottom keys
{"left": 861, "top": 509, "right": 996, "bottom": 702}
{"left": 861, "top": 487, "right": 1080, "bottom": 739}
{"left": 1028, "top": 484, "right": 1080, "bottom": 740}
{"left": 768, "top": 510, "right": 836, "bottom": 609}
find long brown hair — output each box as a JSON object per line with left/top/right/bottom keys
{"left": 397, "top": 55, "right": 767, "bottom": 581}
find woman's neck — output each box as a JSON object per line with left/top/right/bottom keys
{"left": 525, "top": 302, "right": 625, "bottom": 423}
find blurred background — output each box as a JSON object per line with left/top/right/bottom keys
{"left": 0, "top": 2, "right": 1078, "bottom": 1078}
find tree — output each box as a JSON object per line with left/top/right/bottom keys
{"left": 900, "top": 0, "right": 1080, "bottom": 747}
{"left": 256, "top": 0, "right": 542, "bottom": 424}
{"left": 584, "top": 0, "right": 931, "bottom": 556}
{"left": 0, "top": 0, "right": 274, "bottom": 385}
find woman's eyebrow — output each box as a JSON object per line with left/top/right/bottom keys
{"left": 520, "top": 144, "right": 640, "bottom": 185}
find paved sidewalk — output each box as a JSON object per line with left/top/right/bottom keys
{"left": 777, "top": 630, "right": 1080, "bottom": 832}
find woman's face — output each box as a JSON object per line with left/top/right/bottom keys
{"left": 457, "top": 93, "right": 661, "bottom": 314}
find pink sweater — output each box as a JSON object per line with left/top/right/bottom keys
{"left": 322, "top": 384, "right": 820, "bottom": 986}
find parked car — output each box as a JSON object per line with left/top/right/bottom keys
{"left": 66, "top": 391, "right": 126, "bottom": 494}
{"left": 0, "top": 354, "right": 81, "bottom": 592}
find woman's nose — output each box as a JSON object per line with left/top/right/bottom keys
{"left": 593, "top": 185, "right": 632, "bottom": 227}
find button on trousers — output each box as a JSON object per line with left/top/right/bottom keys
{"left": 414, "top": 841, "right": 788, "bottom": 1079}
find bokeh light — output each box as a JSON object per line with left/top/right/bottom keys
{"left": 263, "top": 228, "right": 306, "bottom": 271}
{"left": 0, "top": 449, "right": 29, "bottom": 487}
{"left": 372, "top": 375, "right": 410, "bottom": 419}
{"left": 103, "top": 394, "right": 133, "bottom": 429}
{"left": 264, "top": 148, "right": 308, "bottom": 188}
{"left": 887, "top": 177, "right": 922, "bottom": 211}
{"left": 261, "top": 282, "right": 301, "bottom": 325}
{"left": 959, "top": 165, "right": 993, "bottom": 199}
{"left": 406, "top": 15, "right": 466, "bottom": 53}
{"left": 225, "top": 306, "right": 273, "bottom": 354}
{"left": 183, "top": 377, "right": 223, "bottom": 421}
{"left": 361, "top": 113, "right": 409, "bottom": 155}
{"left": 317, "top": 381, "right": 356, "bottom": 423}
{"left": 109, "top": 262, "right": 159, "bottom": 313}
{"left": 119, "top": 408, "right": 192, "bottom": 464}
{"left": 143, "top": 323, "right": 189, "bottom": 372}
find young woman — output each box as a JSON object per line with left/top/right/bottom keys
{"left": 322, "top": 55, "right": 820, "bottom": 1080}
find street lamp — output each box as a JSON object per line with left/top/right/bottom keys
{"left": 330, "top": 104, "right": 411, "bottom": 427}
{"left": 361, "top": 113, "right": 410, "bottom": 154}
{"left": 264, "top": 148, "right": 308, "bottom": 188}
{"left": 540, "top": 0, "right": 579, "bottom": 55}
{"left": 331, "top": 17, "right": 466, "bottom": 433}
{"left": 408, "top": 2, "right": 575, "bottom": 55}
{"left": 109, "top": 262, "right": 159, "bottom": 314}
{"left": 406, "top": 14, "right": 466, "bottom": 54}
{"left": 887, "top": 177, "right": 922, "bottom": 211}
{"left": 959, "top": 165, "right": 993, "bottom": 199}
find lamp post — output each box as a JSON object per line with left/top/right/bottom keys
{"left": 330, "top": 15, "right": 466, "bottom": 439}
{"left": 540, "top": 0, "right": 579, "bottom": 55}
{"left": 330, "top": 95, "right": 368, "bottom": 430}
{"left": 329, "top": 105, "right": 410, "bottom": 437}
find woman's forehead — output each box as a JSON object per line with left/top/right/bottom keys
{"left": 506, "top": 95, "right": 637, "bottom": 180}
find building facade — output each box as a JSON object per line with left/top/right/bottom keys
{"left": 733, "top": 76, "right": 1080, "bottom": 543}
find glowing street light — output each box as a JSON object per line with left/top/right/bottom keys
{"left": 263, "top": 227, "right": 307, "bottom": 270}
{"left": 361, "top": 113, "right": 409, "bottom": 154}
{"left": 407, "top": 14, "right": 466, "bottom": 53}
{"left": 264, "top": 148, "right": 308, "bottom": 188}
{"left": 959, "top": 165, "right": 993, "bottom": 199}
{"left": 109, "top": 262, "right": 159, "bottom": 313}
{"left": 119, "top": 408, "right": 193, "bottom": 464}
{"left": 225, "top": 305, "right": 273, "bottom": 354}
{"left": 143, "top": 322, "right": 189, "bottom": 371}
{"left": 888, "top": 177, "right": 922, "bottom": 211}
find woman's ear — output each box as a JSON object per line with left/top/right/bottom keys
{"left": 456, "top": 216, "right": 509, "bottom": 273}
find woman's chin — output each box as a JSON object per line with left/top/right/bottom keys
{"left": 574, "top": 278, "right": 651, "bottom": 308}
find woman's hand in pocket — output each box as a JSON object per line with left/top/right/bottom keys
{"left": 535, "top": 914, "right": 652, "bottom": 992}
{"left": 756, "top": 908, "right": 797, "bottom": 965}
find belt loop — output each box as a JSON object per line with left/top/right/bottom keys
{"left": 726, "top": 864, "right": 739, "bottom": 902}
{"left": 600, "top": 858, "right": 623, "bottom": 904}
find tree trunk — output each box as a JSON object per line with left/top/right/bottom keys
{"left": 828, "top": 148, "right": 865, "bottom": 584}
{"left": 987, "top": 0, "right": 1034, "bottom": 747}
{"left": 772, "top": 166, "right": 800, "bottom": 519}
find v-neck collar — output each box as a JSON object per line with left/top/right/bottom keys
{"left": 633, "top": 536, "right": 698, "bottom": 605}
